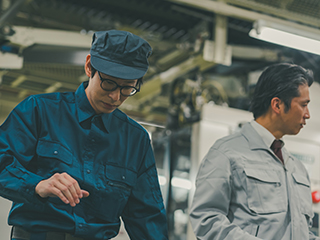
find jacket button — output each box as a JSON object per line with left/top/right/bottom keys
{"left": 53, "top": 150, "right": 58, "bottom": 155}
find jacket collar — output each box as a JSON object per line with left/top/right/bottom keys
{"left": 241, "top": 122, "right": 295, "bottom": 167}
{"left": 241, "top": 122, "right": 272, "bottom": 151}
{"left": 75, "top": 81, "right": 112, "bottom": 132}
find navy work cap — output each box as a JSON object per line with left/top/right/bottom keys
{"left": 90, "top": 30, "right": 152, "bottom": 80}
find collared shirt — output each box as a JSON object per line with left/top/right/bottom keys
{"left": 0, "top": 82, "right": 168, "bottom": 240}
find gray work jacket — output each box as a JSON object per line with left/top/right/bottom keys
{"left": 190, "top": 122, "right": 319, "bottom": 240}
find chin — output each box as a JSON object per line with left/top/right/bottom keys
{"left": 102, "top": 109, "right": 115, "bottom": 114}
{"left": 293, "top": 129, "right": 301, "bottom": 135}
{"left": 286, "top": 130, "right": 300, "bottom": 136}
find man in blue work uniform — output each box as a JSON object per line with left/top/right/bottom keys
{"left": 0, "top": 30, "right": 168, "bottom": 240}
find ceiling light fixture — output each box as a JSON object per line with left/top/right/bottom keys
{"left": 249, "top": 20, "right": 320, "bottom": 56}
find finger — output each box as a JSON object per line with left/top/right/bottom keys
{"left": 62, "top": 173, "right": 82, "bottom": 199}
{"left": 53, "top": 180, "right": 77, "bottom": 207}
{"left": 81, "top": 190, "right": 90, "bottom": 198}
{"left": 50, "top": 184, "right": 70, "bottom": 205}
{"left": 59, "top": 173, "right": 81, "bottom": 203}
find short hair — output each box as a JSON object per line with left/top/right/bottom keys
{"left": 250, "top": 63, "right": 314, "bottom": 119}
{"left": 89, "top": 63, "right": 143, "bottom": 88}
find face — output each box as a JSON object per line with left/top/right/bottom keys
{"left": 279, "top": 84, "right": 310, "bottom": 136}
{"left": 84, "top": 55, "right": 138, "bottom": 114}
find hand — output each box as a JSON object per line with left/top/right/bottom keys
{"left": 35, "top": 172, "right": 90, "bottom": 207}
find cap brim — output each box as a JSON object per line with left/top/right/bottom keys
{"left": 91, "top": 55, "right": 147, "bottom": 80}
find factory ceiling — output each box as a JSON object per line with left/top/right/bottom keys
{"left": 0, "top": 0, "right": 320, "bottom": 127}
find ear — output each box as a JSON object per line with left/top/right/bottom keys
{"left": 84, "top": 54, "right": 92, "bottom": 78}
{"left": 270, "top": 97, "right": 282, "bottom": 114}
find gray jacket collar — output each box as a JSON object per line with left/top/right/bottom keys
{"left": 241, "top": 122, "right": 295, "bottom": 168}
{"left": 241, "top": 122, "right": 270, "bottom": 151}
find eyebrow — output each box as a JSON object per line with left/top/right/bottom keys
{"left": 301, "top": 99, "right": 310, "bottom": 104}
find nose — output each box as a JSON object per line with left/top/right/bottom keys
{"left": 304, "top": 106, "right": 310, "bottom": 119}
{"left": 108, "top": 88, "right": 121, "bottom": 102}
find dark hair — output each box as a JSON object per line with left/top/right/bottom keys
{"left": 250, "top": 63, "right": 314, "bottom": 119}
{"left": 89, "top": 63, "right": 143, "bottom": 88}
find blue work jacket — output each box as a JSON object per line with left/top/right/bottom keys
{"left": 0, "top": 82, "right": 168, "bottom": 240}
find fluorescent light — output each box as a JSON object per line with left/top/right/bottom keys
{"left": 158, "top": 175, "right": 192, "bottom": 190}
{"left": 249, "top": 20, "right": 320, "bottom": 56}
{"left": 158, "top": 175, "right": 167, "bottom": 186}
{"left": 171, "top": 177, "right": 192, "bottom": 190}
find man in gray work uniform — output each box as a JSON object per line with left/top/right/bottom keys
{"left": 190, "top": 63, "right": 319, "bottom": 239}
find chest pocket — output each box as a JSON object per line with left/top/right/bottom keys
{"left": 104, "top": 164, "right": 137, "bottom": 192}
{"left": 244, "top": 168, "right": 287, "bottom": 214}
{"left": 36, "top": 140, "right": 73, "bottom": 176}
{"left": 292, "top": 172, "right": 313, "bottom": 218}
{"left": 85, "top": 164, "right": 138, "bottom": 222}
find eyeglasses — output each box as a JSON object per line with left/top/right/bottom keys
{"left": 98, "top": 72, "right": 140, "bottom": 97}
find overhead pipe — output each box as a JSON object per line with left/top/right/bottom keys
{"left": 0, "top": 0, "right": 31, "bottom": 35}
{"left": 168, "top": 0, "right": 320, "bottom": 35}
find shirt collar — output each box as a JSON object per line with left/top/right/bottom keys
{"left": 250, "top": 120, "right": 284, "bottom": 149}
{"left": 75, "top": 81, "right": 113, "bottom": 132}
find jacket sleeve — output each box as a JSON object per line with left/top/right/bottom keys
{"left": 189, "top": 147, "right": 262, "bottom": 240}
{"left": 0, "top": 96, "right": 45, "bottom": 204}
{"left": 309, "top": 230, "right": 320, "bottom": 240}
{"left": 121, "top": 140, "right": 168, "bottom": 240}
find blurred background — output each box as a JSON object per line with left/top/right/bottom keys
{"left": 1, "top": 0, "right": 320, "bottom": 239}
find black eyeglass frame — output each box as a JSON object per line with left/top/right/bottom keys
{"left": 97, "top": 72, "right": 140, "bottom": 97}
